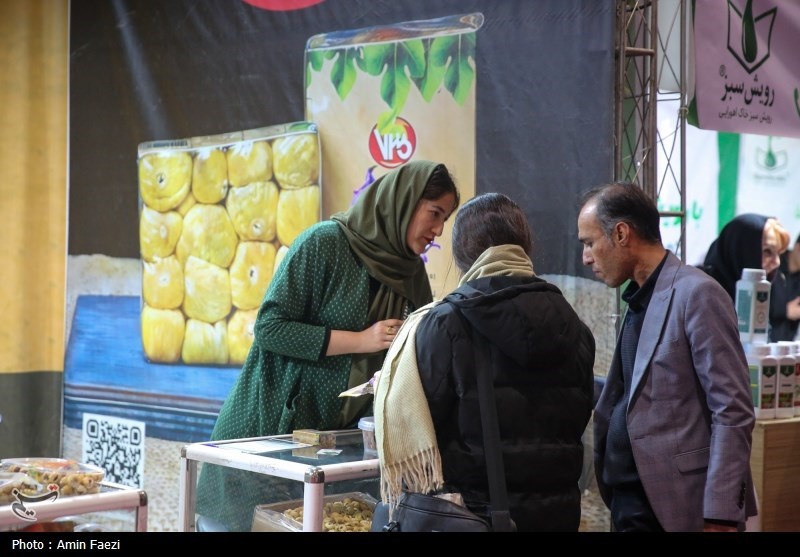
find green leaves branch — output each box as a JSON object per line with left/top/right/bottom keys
{"left": 306, "top": 32, "right": 476, "bottom": 134}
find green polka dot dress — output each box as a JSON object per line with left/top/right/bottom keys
{"left": 195, "top": 222, "right": 376, "bottom": 531}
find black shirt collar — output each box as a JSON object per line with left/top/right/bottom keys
{"left": 622, "top": 252, "right": 668, "bottom": 312}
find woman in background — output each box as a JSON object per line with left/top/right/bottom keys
{"left": 375, "top": 193, "right": 595, "bottom": 531}
{"left": 701, "top": 213, "right": 789, "bottom": 301}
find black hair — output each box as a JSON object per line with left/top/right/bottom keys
{"left": 578, "top": 181, "right": 662, "bottom": 244}
{"left": 452, "top": 192, "right": 532, "bottom": 273}
{"left": 421, "top": 164, "right": 460, "bottom": 209}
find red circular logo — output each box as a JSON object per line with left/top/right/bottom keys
{"left": 242, "top": 0, "right": 323, "bottom": 10}
{"left": 368, "top": 117, "right": 417, "bottom": 169}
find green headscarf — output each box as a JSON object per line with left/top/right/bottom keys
{"left": 331, "top": 160, "right": 441, "bottom": 314}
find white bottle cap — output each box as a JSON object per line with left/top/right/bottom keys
{"left": 741, "top": 268, "right": 766, "bottom": 281}
{"left": 771, "top": 342, "right": 791, "bottom": 356}
{"left": 751, "top": 343, "right": 772, "bottom": 356}
{"left": 777, "top": 341, "right": 798, "bottom": 355}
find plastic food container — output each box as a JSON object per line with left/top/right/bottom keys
{"left": 0, "top": 458, "right": 104, "bottom": 498}
{"left": 0, "top": 472, "right": 40, "bottom": 504}
{"left": 358, "top": 416, "right": 377, "bottom": 457}
{"left": 251, "top": 492, "right": 377, "bottom": 532}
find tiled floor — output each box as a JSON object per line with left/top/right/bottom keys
{"left": 579, "top": 475, "right": 610, "bottom": 532}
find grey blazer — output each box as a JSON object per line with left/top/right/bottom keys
{"left": 593, "top": 252, "right": 757, "bottom": 531}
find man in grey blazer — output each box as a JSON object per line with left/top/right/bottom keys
{"left": 577, "top": 182, "right": 757, "bottom": 532}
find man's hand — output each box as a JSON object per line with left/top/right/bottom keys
{"left": 787, "top": 296, "right": 800, "bottom": 321}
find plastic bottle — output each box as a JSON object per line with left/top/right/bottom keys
{"left": 736, "top": 268, "right": 771, "bottom": 344}
{"left": 772, "top": 342, "right": 796, "bottom": 419}
{"left": 747, "top": 343, "right": 777, "bottom": 420}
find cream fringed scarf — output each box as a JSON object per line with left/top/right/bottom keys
{"left": 458, "top": 244, "right": 535, "bottom": 284}
{"left": 374, "top": 300, "right": 443, "bottom": 510}
{"left": 374, "top": 244, "right": 535, "bottom": 511}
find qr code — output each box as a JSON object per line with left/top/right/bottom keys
{"left": 81, "top": 413, "right": 146, "bottom": 489}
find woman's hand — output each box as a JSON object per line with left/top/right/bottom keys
{"left": 364, "top": 319, "right": 405, "bottom": 352}
{"left": 326, "top": 319, "right": 404, "bottom": 356}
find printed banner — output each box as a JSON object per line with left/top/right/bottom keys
{"left": 693, "top": 0, "right": 800, "bottom": 138}
{"left": 305, "top": 14, "right": 481, "bottom": 298}
{"left": 736, "top": 134, "right": 800, "bottom": 240}
{"left": 657, "top": 98, "right": 800, "bottom": 266}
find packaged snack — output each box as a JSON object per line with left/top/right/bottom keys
{"left": 0, "top": 472, "right": 40, "bottom": 504}
{"left": 0, "top": 458, "right": 104, "bottom": 498}
{"left": 252, "top": 492, "right": 377, "bottom": 532}
{"left": 358, "top": 416, "right": 377, "bottom": 457}
{"left": 291, "top": 429, "right": 335, "bottom": 447}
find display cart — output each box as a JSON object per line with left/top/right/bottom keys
{"left": 0, "top": 481, "right": 148, "bottom": 532}
{"left": 179, "top": 429, "right": 379, "bottom": 532}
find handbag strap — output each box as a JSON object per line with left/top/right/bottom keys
{"left": 449, "top": 302, "right": 514, "bottom": 532}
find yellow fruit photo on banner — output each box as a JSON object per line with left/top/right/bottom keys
{"left": 137, "top": 122, "right": 321, "bottom": 366}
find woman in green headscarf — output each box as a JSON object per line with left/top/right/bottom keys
{"left": 195, "top": 160, "right": 459, "bottom": 531}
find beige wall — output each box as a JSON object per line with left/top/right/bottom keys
{"left": 0, "top": 0, "right": 68, "bottom": 373}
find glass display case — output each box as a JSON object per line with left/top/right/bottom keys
{"left": 0, "top": 481, "right": 147, "bottom": 532}
{"left": 179, "top": 430, "right": 380, "bottom": 532}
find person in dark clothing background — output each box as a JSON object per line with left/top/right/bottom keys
{"left": 374, "top": 192, "right": 595, "bottom": 532}
{"left": 770, "top": 233, "right": 800, "bottom": 342}
{"left": 701, "top": 213, "right": 789, "bottom": 301}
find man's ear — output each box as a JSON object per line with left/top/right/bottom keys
{"left": 614, "top": 222, "right": 630, "bottom": 246}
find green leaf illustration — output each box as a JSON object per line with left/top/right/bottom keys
{"left": 415, "top": 36, "right": 455, "bottom": 101}
{"left": 358, "top": 44, "right": 391, "bottom": 76}
{"left": 308, "top": 51, "right": 325, "bottom": 71}
{"left": 380, "top": 65, "right": 411, "bottom": 119}
{"left": 414, "top": 33, "right": 476, "bottom": 105}
{"left": 353, "top": 39, "right": 423, "bottom": 130}
{"left": 463, "top": 31, "right": 476, "bottom": 50}
{"left": 305, "top": 51, "right": 326, "bottom": 89}
{"left": 376, "top": 107, "right": 400, "bottom": 135}
{"left": 399, "top": 40, "right": 426, "bottom": 79}
{"left": 307, "top": 32, "right": 475, "bottom": 116}
{"left": 330, "top": 48, "right": 359, "bottom": 100}
{"left": 444, "top": 54, "right": 476, "bottom": 106}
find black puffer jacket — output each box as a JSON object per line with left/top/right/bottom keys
{"left": 415, "top": 276, "right": 595, "bottom": 531}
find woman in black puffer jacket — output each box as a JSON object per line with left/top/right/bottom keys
{"left": 414, "top": 193, "right": 595, "bottom": 531}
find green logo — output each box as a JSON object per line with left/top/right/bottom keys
{"left": 726, "top": 0, "right": 776, "bottom": 74}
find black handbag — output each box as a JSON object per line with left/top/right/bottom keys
{"left": 371, "top": 302, "right": 514, "bottom": 532}
{"left": 370, "top": 491, "right": 493, "bottom": 532}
